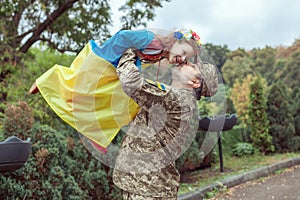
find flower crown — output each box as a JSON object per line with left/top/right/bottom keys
{"left": 173, "top": 29, "right": 202, "bottom": 46}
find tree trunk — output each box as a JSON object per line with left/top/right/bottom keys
{"left": 19, "top": 0, "right": 79, "bottom": 54}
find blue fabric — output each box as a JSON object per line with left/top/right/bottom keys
{"left": 90, "top": 30, "right": 155, "bottom": 69}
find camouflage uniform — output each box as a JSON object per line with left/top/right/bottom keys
{"left": 112, "top": 49, "right": 200, "bottom": 199}
{"left": 196, "top": 61, "right": 218, "bottom": 98}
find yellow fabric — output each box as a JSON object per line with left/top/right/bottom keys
{"left": 36, "top": 43, "right": 140, "bottom": 147}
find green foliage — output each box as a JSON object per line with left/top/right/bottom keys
{"left": 3, "top": 101, "right": 34, "bottom": 139}
{"left": 0, "top": 176, "right": 29, "bottom": 199}
{"left": 119, "top": 0, "right": 171, "bottom": 29}
{"left": 222, "top": 46, "right": 276, "bottom": 86}
{"left": 222, "top": 44, "right": 299, "bottom": 89}
{"left": 232, "top": 142, "right": 257, "bottom": 157}
{"left": 0, "top": 122, "right": 122, "bottom": 199}
{"left": 279, "top": 50, "right": 300, "bottom": 89}
{"left": 273, "top": 58, "right": 287, "bottom": 81}
{"left": 198, "top": 98, "right": 211, "bottom": 116}
{"left": 6, "top": 47, "right": 75, "bottom": 129}
{"left": 219, "top": 126, "right": 243, "bottom": 156}
{"left": 0, "top": 49, "right": 22, "bottom": 102}
{"left": 0, "top": 101, "right": 122, "bottom": 199}
{"left": 206, "top": 187, "right": 219, "bottom": 199}
{"left": 248, "top": 75, "right": 274, "bottom": 154}
{"left": 230, "top": 74, "right": 254, "bottom": 127}
{"left": 267, "top": 82, "right": 299, "bottom": 152}
{"left": 225, "top": 95, "right": 236, "bottom": 116}
{"left": 222, "top": 50, "right": 254, "bottom": 87}
{"left": 251, "top": 47, "right": 276, "bottom": 82}
{"left": 221, "top": 42, "right": 300, "bottom": 154}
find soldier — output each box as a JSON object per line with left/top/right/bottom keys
{"left": 113, "top": 48, "right": 218, "bottom": 200}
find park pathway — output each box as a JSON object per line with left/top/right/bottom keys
{"left": 211, "top": 165, "right": 300, "bottom": 200}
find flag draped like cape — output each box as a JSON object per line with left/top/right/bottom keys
{"left": 36, "top": 30, "right": 155, "bottom": 149}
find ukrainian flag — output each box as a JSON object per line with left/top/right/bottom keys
{"left": 36, "top": 30, "right": 154, "bottom": 150}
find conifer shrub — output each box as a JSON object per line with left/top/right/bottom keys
{"left": 0, "top": 101, "right": 122, "bottom": 199}
{"left": 248, "top": 76, "right": 274, "bottom": 154}
{"left": 267, "top": 82, "right": 300, "bottom": 152}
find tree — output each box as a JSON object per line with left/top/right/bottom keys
{"left": 226, "top": 48, "right": 248, "bottom": 60}
{"left": 221, "top": 49, "right": 254, "bottom": 86}
{"left": 222, "top": 46, "right": 282, "bottom": 87}
{"left": 267, "top": 82, "right": 300, "bottom": 152}
{"left": 251, "top": 46, "right": 276, "bottom": 84}
{"left": 229, "top": 74, "right": 254, "bottom": 142}
{"left": 248, "top": 75, "right": 274, "bottom": 154}
{"left": 230, "top": 74, "right": 253, "bottom": 126}
{"left": 276, "top": 38, "right": 300, "bottom": 58}
{"left": 280, "top": 50, "right": 300, "bottom": 89}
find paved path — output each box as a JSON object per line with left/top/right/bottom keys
{"left": 211, "top": 165, "right": 300, "bottom": 200}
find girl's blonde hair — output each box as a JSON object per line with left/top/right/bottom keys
{"left": 155, "top": 29, "right": 200, "bottom": 52}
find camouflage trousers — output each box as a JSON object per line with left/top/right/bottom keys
{"left": 123, "top": 191, "right": 177, "bottom": 200}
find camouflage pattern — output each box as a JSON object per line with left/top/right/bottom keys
{"left": 123, "top": 191, "right": 177, "bottom": 200}
{"left": 197, "top": 61, "right": 218, "bottom": 97}
{"left": 113, "top": 49, "right": 199, "bottom": 198}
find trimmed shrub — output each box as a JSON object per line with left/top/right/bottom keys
{"left": 248, "top": 75, "right": 274, "bottom": 154}
{"left": 0, "top": 101, "right": 122, "bottom": 199}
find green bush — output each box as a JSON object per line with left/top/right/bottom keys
{"left": 267, "top": 82, "right": 299, "bottom": 152}
{"left": 248, "top": 75, "right": 274, "bottom": 154}
{"left": 0, "top": 101, "right": 122, "bottom": 199}
{"left": 218, "top": 126, "right": 243, "bottom": 156}
{"left": 232, "top": 142, "right": 257, "bottom": 157}
{"left": 3, "top": 101, "right": 34, "bottom": 139}
{"left": 0, "top": 123, "right": 122, "bottom": 199}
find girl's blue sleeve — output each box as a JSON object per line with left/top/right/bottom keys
{"left": 90, "top": 29, "right": 155, "bottom": 68}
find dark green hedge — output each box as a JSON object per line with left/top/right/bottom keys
{"left": 0, "top": 102, "right": 122, "bottom": 200}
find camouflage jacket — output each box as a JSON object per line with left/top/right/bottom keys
{"left": 113, "top": 49, "right": 199, "bottom": 197}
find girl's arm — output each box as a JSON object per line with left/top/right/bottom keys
{"left": 91, "top": 30, "right": 155, "bottom": 67}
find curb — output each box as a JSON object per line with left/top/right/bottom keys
{"left": 178, "top": 156, "right": 300, "bottom": 200}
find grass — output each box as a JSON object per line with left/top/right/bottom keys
{"left": 178, "top": 151, "right": 300, "bottom": 195}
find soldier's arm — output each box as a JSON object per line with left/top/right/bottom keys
{"left": 198, "top": 62, "right": 218, "bottom": 97}
{"left": 116, "top": 48, "right": 143, "bottom": 98}
{"left": 116, "top": 48, "right": 168, "bottom": 109}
